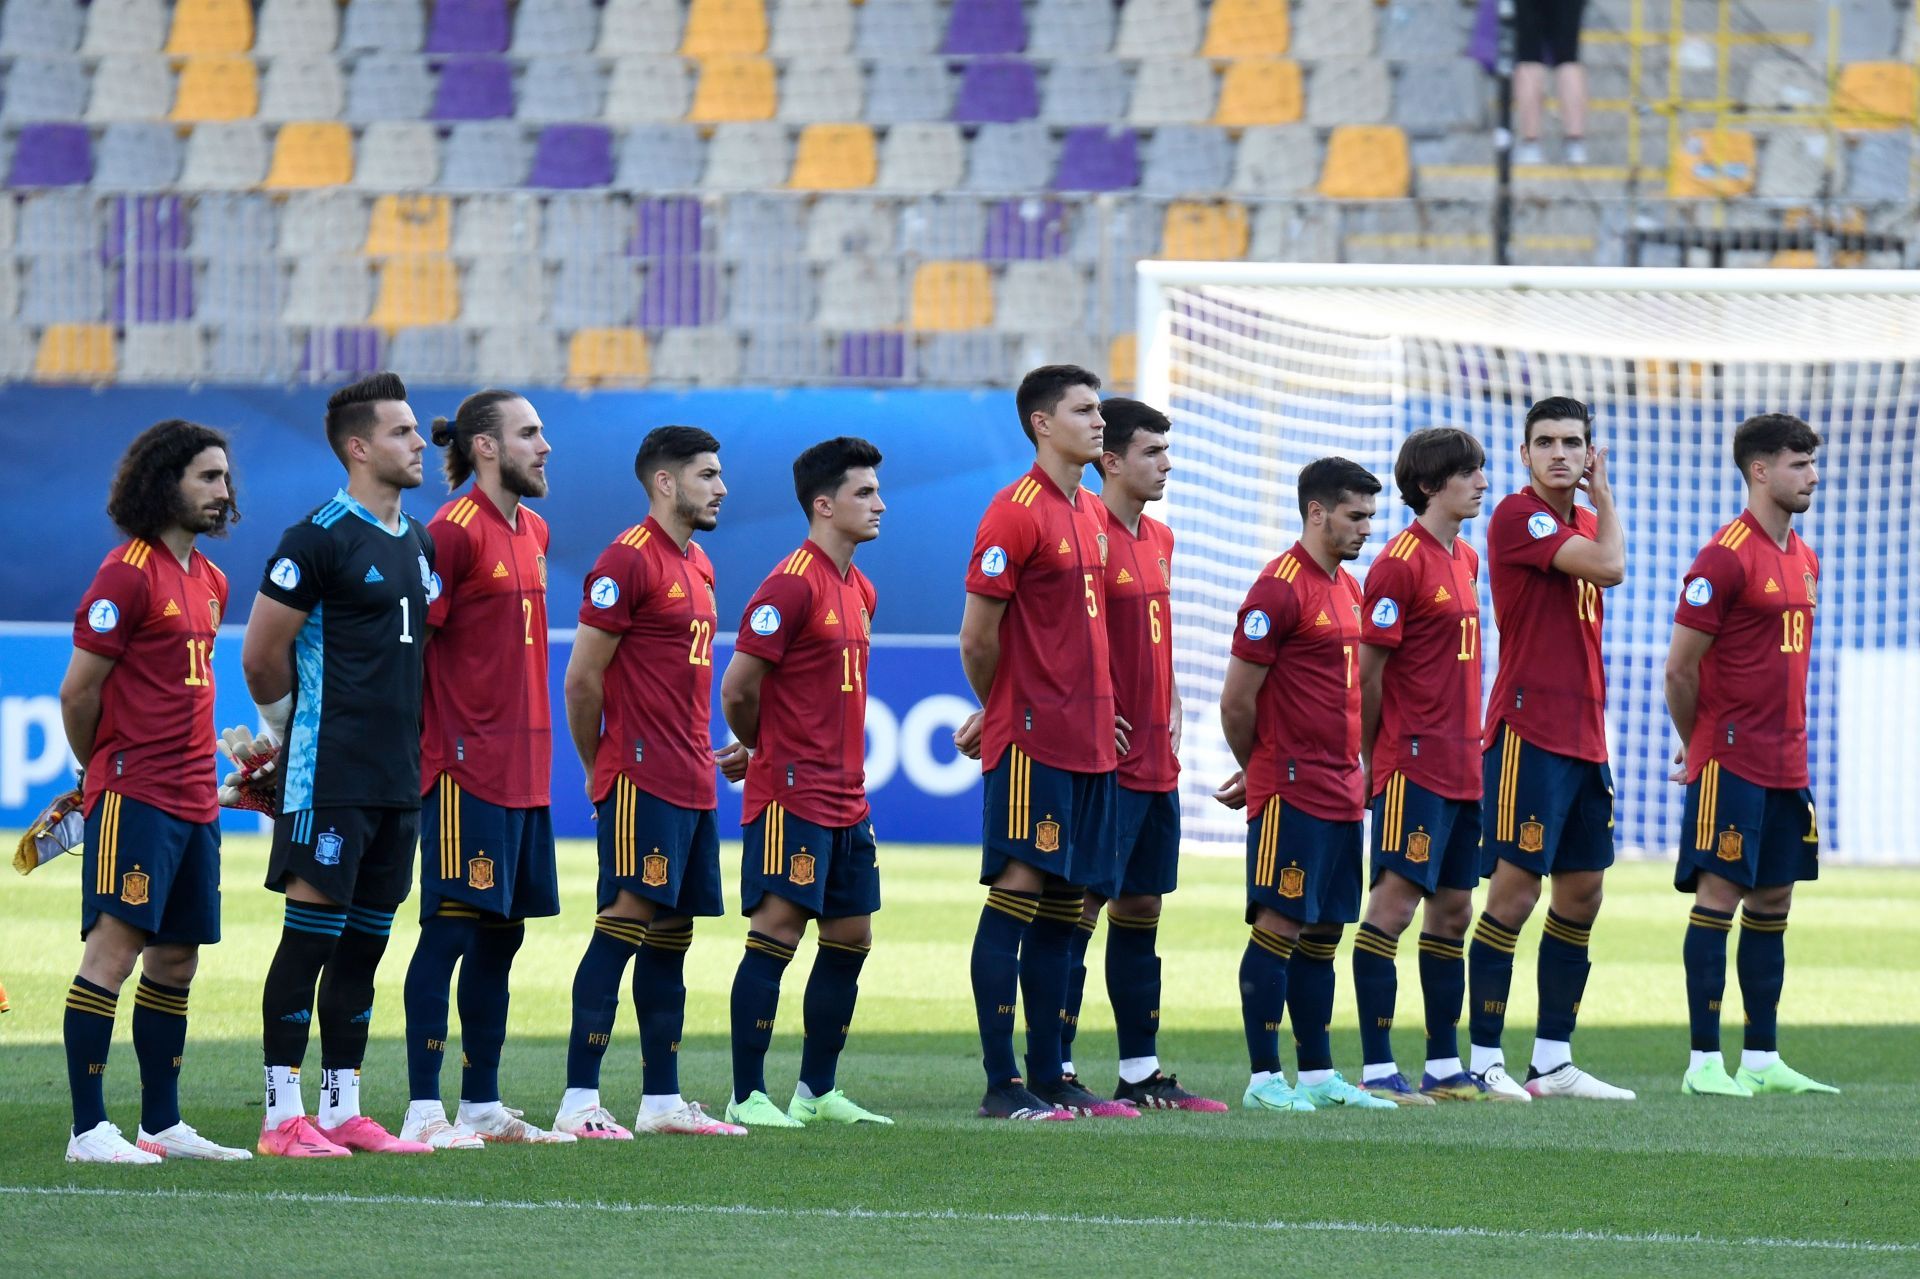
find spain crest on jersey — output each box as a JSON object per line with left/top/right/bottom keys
{"left": 642, "top": 853, "right": 670, "bottom": 886}
{"left": 467, "top": 855, "right": 494, "bottom": 890}
{"left": 536, "top": 554, "right": 549, "bottom": 589}
{"left": 860, "top": 608, "right": 872, "bottom": 637}
{"left": 1517, "top": 821, "right": 1545, "bottom": 853}
{"left": 1405, "top": 831, "right": 1432, "bottom": 864}
{"left": 1035, "top": 820, "right": 1061, "bottom": 853}
{"left": 1278, "top": 866, "right": 1305, "bottom": 899}
{"left": 1716, "top": 830, "right": 1745, "bottom": 862}
{"left": 789, "top": 852, "right": 816, "bottom": 886}
{"left": 1095, "top": 533, "right": 1109, "bottom": 568}
{"left": 207, "top": 597, "right": 222, "bottom": 627}
{"left": 1803, "top": 572, "right": 1817, "bottom": 606}
{"left": 120, "top": 869, "right": 150, "bottom": 906}
{"left": 1158, "top": 556, "right": 1171, "bottom": 585}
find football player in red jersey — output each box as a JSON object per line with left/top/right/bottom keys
{"left": 955, "top": 364, "right": 1136, "bottom": 1121}
{"left": 1220, "top": 456, "right": 1397, "bottom": 1114}
{"left": 1667, "top": 413, "right": 1837, "bottom": 1098}
{"left": 719, "top": 436, "right": 892, "bottom": 1130}
{"left": 398, "top": 390, "right": 574, "bottom": 1148}
{"left": 59, "top": 419, "right": 249, "bottom": 1163}
{"left": 556, "top": 426, "right": 750, "bottom": 1138}
{"left": 1355, "top": 427, "right": 1490, "bottom": 1105}
{"left": 1469, "top": 397, "right": 1635, "bottom": 1102}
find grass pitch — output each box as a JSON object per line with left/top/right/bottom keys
{"left": 2, "top": 838, "right": 1915, "bottom": 1277}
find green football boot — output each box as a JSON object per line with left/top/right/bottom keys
{"left": 725, "top": 1090, "right": 804, "bottom": 1128}
{"left": 788, "top": 1088, "right": 895, "bottom": 1125}
{"left": 1241, "top": 1076, "right": 1317, "bottom": 1112}
{"left": 1299, "top": 1072, "right": 1399, "bottom": 1111}
{"left": 1736, "top": 1060, "right": 1840, "bottom": 1095}
{"left": 1681, "top": 1058, "right": 1752, "bottom": 1097}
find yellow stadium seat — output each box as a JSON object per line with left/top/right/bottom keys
{"left": 364, "top": 195, "right": 452, "bottom": 256}
{"left": 681, "top": 0, "right": 768, "bottom": 56}
{"left": 687, "top": 56, "right": 777, "bottom": 122}
{"left": 170, "top": 55, "right": 259, "bottom": 122}
{"left": 1667, "top": 129, "right": 1756, "bottom": 198}
{"left": 1317, "top": 125, "right": 1410, "bottom": 199}
{"left": 264, "top": 121, "right": 354, "bottom": 188}
{"left": 1202, "top": 0, "right": 1288, "bottom": 57}
{"left": 34, "top": 324, "right": 117, "bottom": 382}
{"left": 568, "top": 328, "right": 652, "bottom": 386}
{"left": 1161, "top": 201, "right": 1250, "bottom": 260}
{"left": 789, "top": 124, "right": 877, "bottom": 190}
{"left": 1107, "top": 334, "right": 1137, "bottom": 392}
{"left": 1213, "top": 59, "right": 1302, "bottom": 126}
{"left": 166, "top": 0, "right": 254, "bottom": 54}
{"left": 911, "top": 262, "right": 993, "bottom": 331}
{"left": 1833, "top": 62, "right": 1917, "bottom": 130}
{"left": 369, "top": 256, "right": 461, "bottom": 329}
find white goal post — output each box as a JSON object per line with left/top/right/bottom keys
{"left": 1135, "top": 262, "right": 1920, "bottom": 866}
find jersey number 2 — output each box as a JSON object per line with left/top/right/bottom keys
{"left": 687, "top": 618, "right": 714, "bottom": 666}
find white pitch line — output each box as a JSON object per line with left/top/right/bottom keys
{"left": 3, "top": 1186, "right": 1913, "bottom": 1256}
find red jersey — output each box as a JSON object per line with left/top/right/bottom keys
{"left": 578, "top": 516, "right": 720, "bottom": 809}
{"left": 1485, "top": 489, "right": 1608, "bottom": 762}
{"left": 1104, "top": 506, "right": 1178, "bottom": 793}
{"left": 421, "top": 489, "right": 552, "bottom": 808}
{"left": 1231, "top": 544, "right": 1366, "bottom": 822}
{"left": 734, "top": 541, "right": 878, "bottom": 827}
{"left": 71, "top": 538, "right": 229, "bottom": 823}
{"left": 1674, "top": 510, "right": 1819, "bottom": 789}
{"left": 965, "top": 465, "right": 1116, "bottom": 775}
{"left": 1361, "top": 522, "right": 1483, "bottom": 801}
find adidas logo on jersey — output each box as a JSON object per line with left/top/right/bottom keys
{"left": 824, "top": 608, "right": 840, "bottom": 625}
{"left": 667, "top": 581, "right": 686, "bottom": 600}
{"left": 1115, "top": 568, "right": 1134, "bottom": 584}
{"left": 1764, "top": 577, "right": 1781, "bottom": 594}
{"left": 492, "top": 561, "right": 509, "bottom": 578}
{"left": 1314, "top": 610, "right": 1331, "bottom": 627}
{"left": 1433, "top": 586, "right": 1452, "bottom": 603}
{"left": 162, "top": 599, "right": 182, "bottom": 617}
{"left": 364, "top": 566, "right": 384, "bottom": 584}
{"left": 1057, "top": 538, "right": 1072, "bottom": 555}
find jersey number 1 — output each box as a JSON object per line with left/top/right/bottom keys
{"left": 399, "top": 597, "right": 413, "bottom": 644}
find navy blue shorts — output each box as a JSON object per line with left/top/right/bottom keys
{"left": 595, "top": 776, "right": 723, "bottom": 917}
{"left": 1370, "top": 772, "right": 1481, "bottom": 895}
{"left": 81, "top": 791, "right": 221, "bottom": 945}
{"left": 1090, "top": 785, "right": 1179, "bottom": 900}
{"left": 1247, "top": 796, "right": 1362, "bottom": 926}
{"left": 419, "top": 774, "right": 560, "bottom": 922}
{"left": 1482, "top": 727, "right": 1616, "bottom": 878}
{"left": 980, "top": 747, "right": 1117, "bottom": 889}
{"left": 740, "top": 804, "right": 881, "bottom": 919}
{"left": 269, "top": 805, "right": 418, "bottom": 908}
{"left": 1675, "top": 761, "right": 1819, "bottom": 893}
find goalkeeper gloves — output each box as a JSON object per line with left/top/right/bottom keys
{"left": 217, "top": 724, "right": 282, "bottom": 815}
{"left": 13, "top": 785, "right": 84, "bottom": 876}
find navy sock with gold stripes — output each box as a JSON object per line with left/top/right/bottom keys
{"left": 1736, "top": 909, "right": 1788, "bottom": 1053}
{"left": 1418, "top": 933, "right": 1466, "bottom": 1064}
{"left": 730, "top": 931, "right": 795, "bottom": 1103}
{"left": 634, "top": 920, "right": 693, "bottom": 1097}
{"left": 1684, "top": 905, "right": 1734, "bottom": 1052}
{"left": 799, "top": 939, "right": 870, "bottom": 1096}
{"left": 132, "top": 976, "right": 189, "bottom": 1133}
{"left": 1106, "top": 909, "right": 1161, "bottom": 1061}
{"left": 1022, "top": 889, "right": 1082, "bottom": 1089}
{"left": 1287, "top": 935, "right": 1339, "bottom": 1073}
{"left": 970, "top": 888, "right": 1038, "bottom": 1088}
{"left": 1239, "top": 926, "right": 1294, "bottom": 1074}
{"left": 1352, "top": 922, "right": 1400, "bottom": 1071}
{"left": 404, "top": 908, "right": 479, "bottom": 1103}
{"left": 1536, "top": 910, "right": 1593, "bottom": 1043}
{"left": 1059, "top": 913, "right": 1096, "bottom": 1063}
{"left": 458, "top": 918, "right": 523, "bottom": 1105}
{"left": 1467, "top": 912, "right": 1520, "bottom": 1055}
{"left": 565, "top": 916, "right": 644, "bottom": 1090}
{"left": 65, "top": 976, "right": 117, "bottom": 1134}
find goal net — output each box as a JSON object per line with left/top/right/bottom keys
{"left": 1136, "top": 263, "right": 1920, "bottom": 866}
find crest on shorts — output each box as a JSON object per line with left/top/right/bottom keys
{"left": 467, "top": 855, "right": 494, "bottom": 891}
{"left": 1517, "top": 821, "right": 1545, "bottom": 853}
{"left": 1716, "top": 830, "right": 1744, "bottom": 861}
{"left": 789, "top": 852, "right": 816, "bottom": 886}
{"left": 1405, "top": 830, "right": 1431, "bottom": 863}
{"left": 120, "top": 868, "right": 149, "bottom": 906}
{"left": 1035, "top": 820, "right": 1061, "bottom": 853}
{"left": 536, "top": 554, "right": 548, "bottom": 589}
{"left": 1278, "top": 865, "right": 1305, "bottom": 899}
{"left": 1803, "top": 572, "right": 1817, "bottom": 606}
{"left": 642, "top": 853, "right": 669, "bottom": 887}
{"left": 316, "top": 831, "right": 343, "bottom": 866}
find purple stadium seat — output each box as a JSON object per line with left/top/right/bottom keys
{"left": 425, "top": 0, "right": 511, "bottom": 53}
{"left": 952, "top": 58, "right": 1038, "bottom": 124}
{"left": 431, "top": 57, "right": 515, "bottom": 120}
{"left": 984, "top": 198, "right": 1066, "bottom": 259}
{"left": 838, "top": 331, "right": 905, "bottom": 379}
{"left": 941, "top": 0, "right": 1025, "bottom": 54}
{"left": 7, "top": 122, "right": 92, "bottom": 186}
{"left": 301, "top": 328, "right": 387, "bottom": 377}
{"left": 111, "top": 259, "right": 196, "bottom": 323}
{"left": 528, "top": 124, "right": 614, "bottom": 188}
{"left": 638, "top": 259, "right": 721, "bottom": 327}
{"left": 101, "top": 196, "right": 191, "bottom": 263}
{"left": 1055, "top": 126, "right": 1138, "bottom": 191}
{"left": 629, "top": 197, "right": 705, "bottom": 258}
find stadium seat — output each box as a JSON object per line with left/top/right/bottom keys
{"left": 1141, "top": 125, "right": 1234, "bottom": 196}
{"left": 954, "top": 58, "right": 1040, "bottom": 124}
{"left": 877, "top": 123, "right": 967, "bottom": 193}
{"left": 919, "top": 333, "right": 1008, "bottom": 383}
{"left": 836, "top": 331, "right": 905, "bottom": 380}
{"left": 743, "top": 329, "right": 829, "bottom": 380}
{"left": 518, "top": 56, "right": 610, "bottom": 121}
{"left": 1128, "top": 58, "right": 1216, "bottom": 125}
{"left": 427, "top": 0, "right": 510, "bottom": 53}
{"left": 0, "top": 326, "right": 27, "bottom": 380}
{"left": 513, "top": 0, "right": 600, "bottom": 54}
{"left": 1202, "top": 0, "right": 1288, "bottom": 56}
{"left": 462, "top": 254, "right": 549, "bottom": 319}
{"left": 817, "top": 256, "right": 903, "bottom": 327}
{"left": 355, "top": 122, "right": 441, "bottom": 189}
{"left": 1317, "top": 125, "right": 1409, "bottom": 198}
{"left": 1054, "top": 126, "right": 1139, "bottom": 191}
{"left": 1114, "top": 0, "right": 1202, "bottom": 57}
{"left": 654, "top": 327, "right": 743, "bottom": 383}
{"left": 1379, "top": 1, "right": 1466, "bottom": 60}
{"left": 568, "top": 327, "right": 651, "bottom": 384}
{"left": 300, "top": 327, "right": 385, "bottom": 377}
{"left": 807, "top": 198, "right": 895, "bottom": 260}
{"left": 682, "top": 0, "right": 769, "bottom": 56}
{"left": 170, "top": 55, "right": 260, "bottom": 122}
{"left": 614, "top": 124, "right": 707, "bottom": 187}
{"left": 83, "top": 0, "right": 166, "bottom": 55}
{"left": 93, "top": 123, "right": 185, "bottom": 190}
{"left": 599, "top": 0, "right": 683, "bottom": 53}
{"left": 258, "top": 54, "right": 346, "bottom": 122}
{"left": 529, "top": 124, "right": 615, "bottom": 187}
{"left": 966, "top": 122, "right": 1055, "bottom": 192}
{"left": 984, "top": 197, "right": 1068, "bottom": 260}
{"left": 789, "top": 124, "right": 877, "bottom": 190}
{"left": 900, "top": 196, "right": 987, "bottom": 258}
{"left": 702, "top": 122, "right": 792, "bottom": 189}
{"left": 1229, "top": 125, "right": 1318, "bottom": 195}
{"left": 640, "top": 256, "right": 723, "bottom": 325}
{"left": 689, "top": 55, "right": 779, "bottom": 121}
{"left": 22, "top": 253, "right": 107, "bottom": 323}
{"left": 1011, "top": 330, "right": 1102, "bottom": 376}
{"left": 256, "top": 0, "right": 340, "bottom": 55}
{"left": 34, "top": 324, "right": 117, "bottom": 382}
{"left": 1, "top": 255, "right": 38, "bottom": 320}
{"left": 346, "top": 54, "right": 433, "bottom": 122}
{"left": 857, "top": 0, "right": 941, "bottom": 56}
{"left": 1667, "top": 129, "right": 1756, "bottom": 198}
{"left": 208, "top": 326, "right": 297, "bottom": 380}
{"left": 369, "top": 256, "right": 461, "bottom": 328}
{"left": 86, "top": 55, "right": 176, "bottom": 121}
{"left": 476, "top": 325, "right": 565, "bottom": 381}
{"left": 995, "top": 261, "right": 1084, "bottom": 335}
{"left": 19, "top": 191, "right": 100, "bottom": 255}
{"left": 1107, "top": 333, "right": 1136, "bottom": 390}
{"left": 1835, "top": 62, "right": 1917, "bottom": 129}
{"left": 199, "top": 257, "right": 288, "bottom": 322}
{"left": 1306, "top": 57, "right": 1391, "bottom": 128}
{"left": 1029, "top": 0, "right": 1114, "bottom": 56}
{"left": 341, "top": 0, "right": 424, "bottom": 53}
{"left": 178, "top": 121, "right": 270, "bottom": 187}
{"left": 281, "top": 191, "right": 369, "bottom": 254}
{"left": 1741, "top": 56, "right": 1824, "bottom": 112}
{"left": 942, "top": 0, "right": 1025, "bottom": 54}
{"left": 432, "top": 56, "right": 516, "bottom": 120}
{"left": 1213, "top": 58, "right": 1302, "bottom": 126}
{"left": 165, "top": 0, "right": 254, "bottom": 54}
{"left": 629, "top": 195, "right": 705, "bottom": 257}
{"left": 387, "top": 325, "right": 475, "bottom": 379}
{"left": 9, "top": 123, "right": 94, "bottom": 186}
{"left": 121, "top": 325, "right": 208, "bottom": 381}
{"left": 365, "top": 195, "right": 452, "bottom": 255}
{"left": 1161, "top": 200, "right": 1249, "bottom": 259}
{"left": 729, "top": 259, "right": 817, "bottom": 326}
{"left": 1846, "top": 132, "right": 1912, "bottom": 201}
{"left": 605, "top": 56, "right": 695, "bottom": 121}
{"left": 780, "top": 56, "right": 864, "bottom": 122}
{"left": 1, "top": 0, "right": 83, "bottom": 54}
{"left": 1392, "top": 59, "right": 1483, "bottom": 135}
{"left": 439, "top": 122, "right": 532, "bottom": 187}
{"left": 719, "top": 194, "right": 806, "bottom": 256}
{"left": 454, "top": 194, "right": 544, "bottom": 255}
{"left": 264, "top": 121, "right": 355, "bottom": 188}
{"left": 866, "top": 58, "right": 955, "bottom": 124}
{"left": 1757, "top": 131, "right": 1842, "bottom": 199}
{"left": 1292, "top": 0, "right": 1375, "bottom": 57}
{"left": 0, "top": 57, "right": 89, "bottom": 122}
{"left": 1041, "top": 61, "right": 1131, "bottom": 127}
{"left": 911, "top": 261, "right": 993, "bottom": 330}
{"left": 550, "top": 256, "right": 639, "bottom": 324}
{"left": 284, "top": 254, "right": 374, "bottom": 324}
{"left": 772, "top": 0, "right": 854, "bottom": 55}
